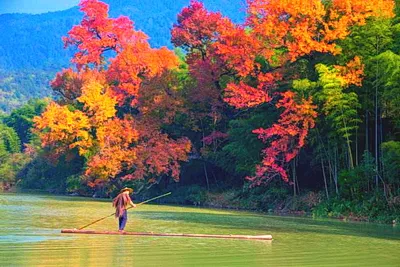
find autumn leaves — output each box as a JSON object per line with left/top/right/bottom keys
{"left": 170, "top": 0, "right": 394, "bottom": 185}
{"left": 34, "top": 0, "right": 395, "bottom": 187}
{"left": 34, "top": 0, "right": 191, "bottom": 187}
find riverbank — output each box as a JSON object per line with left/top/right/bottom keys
{"left": 163, "top": 187, "right": 399, "bottom": 225}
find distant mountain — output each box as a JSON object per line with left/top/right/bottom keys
{"left": 0, "top": 69, "right": 54, "bottom": 113}
{"left": 0, "top": 0, "right": 245, "bottom": 112}
{"left": 0, "top": 0, "right": 245, "bottom": 70}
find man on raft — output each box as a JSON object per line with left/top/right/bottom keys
{"left": 113, "top": 187, "right": 136, "bottom": 231}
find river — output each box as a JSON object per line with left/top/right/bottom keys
{"left": 0, "top": 193, "right": 399, "bottom": 266}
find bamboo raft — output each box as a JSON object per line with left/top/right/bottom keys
{"left": 61, "top": 229, "right": 273, "bottom": 240}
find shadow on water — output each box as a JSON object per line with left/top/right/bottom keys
{"left": 133, "top": 210, "right": 400, "bottom": 241}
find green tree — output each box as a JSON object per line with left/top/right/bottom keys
{"left": 0, "top": 124, "right": 21, "bottom": 153}
{"left": 381, "top": 141, "right": 400, "bottom": 195}
{"left": 0, "top": 123, "right": 24, "bottom": 187}
{"left": 371, "top": 51, "right": 400, "bottom": 129}
{"left": 316, "top": 64, "right": 361, "bottom": 169}
{"left": 340, "top": 18, "right": 394, "bottom": 187}
{"left": 3, "top": 98, "right": 48, "bottom": 146}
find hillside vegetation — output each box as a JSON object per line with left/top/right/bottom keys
{"left": 0, "top": 0, "right": 245, "bottom": 112}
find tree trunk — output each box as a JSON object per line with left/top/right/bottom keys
{"left": 341, "top": 114, "right": 354, "bottom": 169}
{"left": 203, "top": 163, "right": 210, "bottom": 191}
{"left": 327, "top": 155, "right": 334, "bottom": 189}
{"left": 292, "top": 159, "right": 297, "bottom": 210}
{"left": 365, "top": 109, "right": 369, "bottom": 154}
{"left": 374, "top": 36, "right": 379, "bottom": 188}
{"left": 334, "top": 146, "right": 339, "bottom": 195}
{"left": 211, "top": 169, "right": 219, "bottom": 188}
{"left": 380, "top": 108, "right": 384, "bottom": 180}
{"left": 375, "top": 88, "right": 379, "bottom": 188}
{"left": 292, "top": 160, "right": 297, "bottom": 197}
{"left": 355, "top": 128, "right": 358, "bottom": 166}
{"left": 321, "top": 159, "right": 330, "bottom": 200}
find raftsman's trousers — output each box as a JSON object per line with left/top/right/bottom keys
{"left": 119, "top": 210, "right": 128, "bottom": 230}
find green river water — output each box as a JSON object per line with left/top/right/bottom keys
{"left": 0, "top": 193, "right": 399, "bottom": 266}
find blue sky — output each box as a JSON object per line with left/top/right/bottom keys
{"left": 0, "top": 0, "right": 80, "bottom": 14}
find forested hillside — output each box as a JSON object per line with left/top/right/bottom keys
{"left": 0, "top": 70, "right": 54, "bottom": 113}
{"left": 0, "top": 0, "right": 245, "bottom": 112}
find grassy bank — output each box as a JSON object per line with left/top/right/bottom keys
{"left": 161, "top": 185, "right": 399, "bottom": 225}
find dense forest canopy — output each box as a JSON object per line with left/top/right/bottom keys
{"left": 1, "top": 0, "right": 399, "bottom": 223}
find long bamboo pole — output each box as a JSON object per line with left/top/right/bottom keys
{"left": 77, "top": 192, "right": 172, "bottom": 230}
{"left": 61, "top": 229, "right": 273, "bottom": 240}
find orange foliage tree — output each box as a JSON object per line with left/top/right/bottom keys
{"left": 172, "top": 0, "right": 394, "bottom": 185}
{"left": 34, "top": 0, "right": 191, "bottom": 188}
